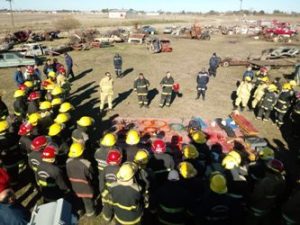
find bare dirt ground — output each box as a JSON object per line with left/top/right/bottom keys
{"left": 0, "top": 13, "right": 300, "bottom": 225}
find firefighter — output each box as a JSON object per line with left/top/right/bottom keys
{"left": 51, "top": 97, "right": 63, "bottom": 116}
{"left": 255, "top": 67, "right": 268, "bottom": 86}
{"left": 0, "top": 91, "right": 9, "bottom": 120}
{"left": 43, "top": 59, "right": 55, "bottom": 78}
{"left": 28, "top": 136, "right": 48, "bottom": 173}
{"left": 234, "top": 76, "right": 253, "bottom": 111}
{"left": 290, "top": 92, "right": 300, "bottom": 138}
{"left": 256, "top": 84, "right": 279, "bottom": 121}
{"left": 56, "top": 67, "right": 71, "bottom": 97}
{"left": 124, "top": 129, "right": 141, "bottom": 162}
{"left": 246, "top": 159, "right": 286, "bottom": 225}
{"left": 100, "top": 149, "right": 123, "bottom": 223}
{"left": 99, "top": 72, "right": 114, "bottom": 112}
{"left": 281, "top": 178, "right": 300, "bottom": 225}
{"left": 208, "top": 53, "right": 220, "bottom": 77}
{"left": 159, "top": 72, "right": 175, "bottom": 108}
{"left": 251, "top": 76, "right": 269, "bottom": 110}
{"left": 196, "top": 68, "right": 209, "bottom": 100}
{"left": 39, "top": 101, "right": 54, "bottom": 135}
{"left": 148, "top": 139, "right": 175, "bottom": 185}
{"left": 0, "top": 120, "right": 25, "bottom": 186}
{"left": 58, "top": 102, "right": 74, "bottom": 119}
{"left": 14, "top": 66, "right": 25, "bottom": 86}
{"left": 113, "top": 53, "right": 123, "bottom": 78}
{"left": 110, "top": 162, "right": 144, "bottom": 225}
{"left": 156, "top": 169, "right": 191, "bottom": 225}
{"left": 71, "top": 116, "right": 94, "bottom": 145}
{"left": 54, "top": 113, "right": 72, "bottom": 138}
{"left": 243, "top": 66, "right": 254, "bottom": 81}
{"left": 27, "top": 91, "right": 41, "bottom": 115}
{"left": 182, "top": 144, "right": 205, "bottom": 177}
{"left": 13, "top": 90, "right": 27, "bottom": 122}
{"left": 18, "top": 122, "right": 35, "bottom": 155}
{"left": 51, "top": 86, "right": 65, "bottom": 101}
{"left": 48, "top": 123, "right": 69, "bottom": 168}
{"left": 66, "top": 143, "right": 96, "bottom": 217}
{"left": 134, "top": 73, "right": 150, "bottom": 108}
{"left": 274, "top": 83, "right": 294, "bottom": 127}
{"left": 27, "top": 112, "right": 42, "bottom": 137}
{"left": 36, "top": 146, "right": 69, "bottom": 202}
{"left": 25, "top": 66, "right": 41, "bottom": 89}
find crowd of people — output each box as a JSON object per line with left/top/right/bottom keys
{"left": 0, "top": 52, "right": 299, "bottom": 225}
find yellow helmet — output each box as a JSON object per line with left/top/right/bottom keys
{"left": 48, "top": 123, "right": 62, "bottom": 136}
{"left": 228, "top": 150, "right": 241, "bottom": 165}
{"left": 51, "top": 98, "right": 63, "bottom": 106}
{"left": 77, "top": 116, "right": 94, "bottom": 127}
{"left": 261, "top": 76, "right": 269, "bottom": 83}
{"left": 0, "top": 120, "right": 9, "bottom": 134}
{"left": 24, "top": 81, "right": 33, "bottom": 88}
{"left": 222, "top": 155, "right": 239, "bottom": 170}
{"left": 210, "top": 172, "right": 228, "bottom": 194}
{"left": 28, "top": 113, "right": 41, "bottom": 126}
{"left": 178, "top": 161, "right": 197, "bottom": 179}
{"left": 101, "top": 133, "right": 117, "bottom": 147}
{"left": 268, "top": 84, "right": 278, "bottom": 92}
{"left": 48, "top": 71, "right": 56, "bottom": 78}
{"left": 54, "top": 113, "right": 70, "bottom": 124}
{"left": 13, "top": 90, "right": 25, "bottom": 98}
{"left": 245, "top": 76, "right": 252, "bottom": 82}
{"left": 259, "top": 147, "right": 274, "bottom": 160}
{"left": 289, "top": 80, "right": 297, "bottom": 87}
{"left": 51, "top": 86, "right": 63, "bottom": 96}
{"left": 59, "top": 102, "right": 74, "bottom": 113}
{"left": 68, "top": 143, "right": 84, "bottom": 158}
{"left": 282, "top": 83, "right": 292, "bottom": 91}
{"left": 191, "top": 131, "right": 206, "bottom": 144}
{"left": 39, "top": 101, "right": 52, "bottom": 110}
{"left": 126, "top": 130, "right": 140, "bottom": 145}
{"left": 43, "top": 79, "right": 55, "bottom": 90}
{"left": 134, "top": 149, "right": 149, "bottom": 165}
{"left": 117, "top": 162, "right": 136, "bottom": 182}
{"left": 183, "top": 144, "right": 199, "bottom": 159}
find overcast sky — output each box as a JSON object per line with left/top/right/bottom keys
{"left": 0, "top": 0, "right": 298, "bottom": 13}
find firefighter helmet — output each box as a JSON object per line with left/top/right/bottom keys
{"left": 282, "top": 83, "right": 292, "bottom": 91}
{"left": 228, "top": 150, "right": 242, "bottom": 165}
{"left": 18, "top": 123, "right": 33, "bottom": 136}
{"left": 42, "top": 146, "right": 56, "bottom": 162}
{"left": 48, "top": 123, "right": 62, "bottom": 137}
{"left": 289, "top": 80, "right": 297, "bottom": 87}
{"left": 48, "top": 71, "right": 56, "bottom": 78}
{"left": 24, "top": 81, "right": 33, "bottom": 88}
{"left": 178, "top": 161, "right": 197, "bottom": 179}
{"left": 260, "top": 67, "right": 268, "bottom": 74}
{"left": 0, "top": 168, "right": 10, "bottom": 193}
{"left": 222, "top": 155, "right": 239, "bottom": 170}
{"left": 261, "top": 76, "right": 269, "bottom": 83}
{"left": 28, "top": 91, "right": 40, "bottom": 101}
{"left": 77, "top": 116, "right": 94, "bottom": 127}
{"left": 39, "top": 101, "right": 52, "bottom": 110}
{"left": 245, "top": 76, "right": 252, "bottom": 82}
{"left": 268, "top": 84, "right": 278, "bottom": 92}
{"left": 191, "top": 131, "right": 206, "bottom": 144}
{"left": 183, "top": 144, "right": 199, "bottom": 159}
{"left": 51, "top": 98, "right": 63, "bottom": 106}
{"left": 126, "top": 129, "right": 140, "bottom": 145}
{"left": 117, "top": 162, "right": 136, "bottom": 182}
{"left": 267, "top": 159, "right": 284, "bottom": 173}
{"left": 51, "top": 86, "right": 63, "bottom": 96}
{"left": 18, "top": 84, "right": 27, "bottom": 91}
{"left": 134, "top": 149, "right": 149, "bottom": 165}
{"left": 68, "top": 143, "right": 84, "bottom": 158}
{"left": 106, "top": 149, "right": 122, "bottom": 165}
{"left": 151, "top": 139, "right": 166, "bottom": 153}
{"left": 58, "top": 67, "right": 66, "bottom": 74}
{"left": 54, "top": 113, "right": 70, "bottom": 124}
{"left": 210, "top": 172, "right": 228, "bottom": 194}
{"left": 42, "top": 80, "right": 55, "bottom": 90}
{"left": 13, "top": 90, "right": 25, "bottom": 98}
{"left": 100, "top": 133, "right": 117, "bottom": 147}
{"left": 0, "top": 120, "right": 9, "bottom": 134}
{"left": 31, "top": 136, "right": 48, "bottom": 152}
{"left": 59, "top": 102, "right": 74, "bottom": 113}
{"left": 28, "top": 113, "right": 41, "bottom": 126}
{"left": 26, "top": 66, "right": 34, "bottom": 74}
{"left": 259, "top": 147, "right": 274, "bottom": 160}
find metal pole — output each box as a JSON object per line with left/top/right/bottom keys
{"left": 240, "top": 0, "right": 243, "bottom": 11}
{"left": 7, "top": 0, "right": 15, "bottom": 29}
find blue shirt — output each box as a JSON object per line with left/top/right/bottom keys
{"left": 0, "top": 203, "right": 30, "bottom": 225}
{"left": 14, "top": 71, "right": 24, "bottom": 86}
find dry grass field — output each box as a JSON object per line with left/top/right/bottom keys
{"left": 0, "top": 13, "right": 300, "bottom": 225}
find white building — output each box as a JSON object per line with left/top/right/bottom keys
{"left": 108, "top": 9, "right": 136, "bottom": 19}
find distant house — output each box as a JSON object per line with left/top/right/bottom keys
{"left": 108, "top": 9, "right": 136, "bottom": 19}
{"left": 146, "top": 12, "right": 160, "bottom": 16}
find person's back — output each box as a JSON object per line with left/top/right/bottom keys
{"left": 197, "top": 71, "right": 209, "bottom": 88}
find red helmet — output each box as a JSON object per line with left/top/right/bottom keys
{"left": 260, "top": 67, "right": 268, "bottom": 74}
{"left": 18, "top": 123, "right": 33, "bottom": 136}
{"left": 18, "top": 84, "right": 27, "bottom": 91}
{"left": 28, "top": 91, "right": 40, "bottom": 101}
{"left": 267, "top": 159, "right": 284, "bottom": 173}
{"left": 42, "top": 146, "right": 56, "bottom": 159}
{"left": 106, "top": 150, "right": 122, "bottom": 165}
{"left": 27, "top": 66, "right": 34, "bottom": 74}
{"left": 31, "top": 136, "right": 48, "bottom": 152}
{"left": 0, "top": 168, "right": 10, "bottom": 193}
{"left": 173, "top": 83, "right": 180, "bottom": 92}
{"left": 151, "top": 139, "right": 166, "bottom": 153}
{"left": 58, "top": 67, "right": 66, "bottom": 74}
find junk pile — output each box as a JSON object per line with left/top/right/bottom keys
{"left": 171, "top": 23, "right": 211, "bottom": 40}
{"left": 69, "top": 29, "right": 100, "bottom": 50}
{"left": 29, "top": 30, "right": 60, "bottom": 42}
{"left": 110, "top": 112, "right": 266, "bottom": 161}
{"left": 145, "top": 37, "right": 173, "bottom": 53}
